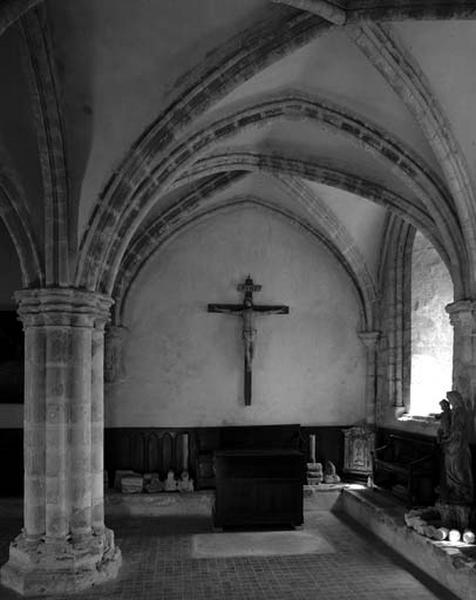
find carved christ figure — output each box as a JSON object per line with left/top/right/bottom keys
{"left": 208, "top": 276, "right": 289, "bottom": 405}
{"left": 211, "top": 296, "right": 287, "bottom": 369}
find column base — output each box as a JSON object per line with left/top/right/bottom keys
{"left": 0, "top": 528, "right": 121, "bottom": 597}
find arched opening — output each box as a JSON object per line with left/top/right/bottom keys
{"left": 409, "top": 231, "right": 453, "bottom": 416}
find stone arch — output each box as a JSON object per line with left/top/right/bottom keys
{"left": 112, "top": 171, "right": 246, "bottom": 323}
{"left": 349, "top": 22, "right": 476, "bottom": 294}
{"left": 0, "top": 0, "right": 42, "bottom": 38}
{"left": 0, "top": 164, "right": 43, "bottom": 287}
{"left": 344, "top": 1, "right": 476, "bottom": 22}
{"left": 77, "top": 93, "right": 466, "bottom": 298}
{"left": 113, "top": 194, "right": 375, "bottom": 332}
{"left": 273, "top": 174, "right": 378, "bottom": 323}
{"left": 173, "top": 149, "right": 460, "bottom": 295}
{"left": 77, "top": 11, "right": 332, "bottom": 286}
{"left": 20, "top": 6, "right": 70, "bottom": 286}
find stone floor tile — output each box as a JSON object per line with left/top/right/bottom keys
{"left": 0, "top": 503, "right": 459, "bottom": 600}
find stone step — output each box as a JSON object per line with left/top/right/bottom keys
{"left": 339, "top": 487, "right": 476, "bottom": 600}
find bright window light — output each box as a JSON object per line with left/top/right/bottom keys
{"left": 409, "top": 232, "right": 453, "bottom": 416}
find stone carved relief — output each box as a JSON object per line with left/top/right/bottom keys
{"left": 343, "top": 425, "right": 375, "bottom": 477}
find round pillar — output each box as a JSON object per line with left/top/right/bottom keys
{"left": 0, "top": 288, "right": 121, "bottom": 597}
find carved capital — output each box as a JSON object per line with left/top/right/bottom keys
{"left": 445, "top": 300, "right": 476, "bottom": 330}
{"left": 15, "top": 288, "right": 113, "bottom": 329}
{"left": 358, "top": 330, "right": 380, "bottom": 350}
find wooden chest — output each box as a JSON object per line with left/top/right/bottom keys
{"left": 213, "top": 448, "right": 305, "bottom": 528}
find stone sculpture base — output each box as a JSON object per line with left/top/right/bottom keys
{"left": 435, "top": 500, "right": 472, "bottom": 531}
{"left": 0, "top": 528, "right": 121, "bottom": 597}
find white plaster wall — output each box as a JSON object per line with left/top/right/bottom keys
{"left": 106, "top": 205, "right": 366, "bottom": 427}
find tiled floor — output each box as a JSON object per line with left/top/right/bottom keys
{"left": 0, "top": 501, "right": 458, "bottom": 600}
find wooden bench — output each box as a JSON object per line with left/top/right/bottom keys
{"left": 373, "top": 433, "right": 437, "bottom": 505}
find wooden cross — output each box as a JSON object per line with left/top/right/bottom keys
{"left": 208, "top": 276, "right": 289, "bottom": 405}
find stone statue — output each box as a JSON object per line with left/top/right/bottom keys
{"left": 438, "top": 391, "right": 473, "bottom": 505}
{"left": 436, "top": 398, "right": 452, "bottom": 445}
{"left": 323, "top": 460, "right": 341, "bottom": 484}
{"left": 164, "top": 470, "right": 178, "bottom": 492}
{"left": 144, "top": 473, "right": 164, "bottom": 493}
{"left": 307, "top": 462, "right": 323, "bottom": 485}
{"left": 177, "top": 471, "right": 194, "bottom": 493}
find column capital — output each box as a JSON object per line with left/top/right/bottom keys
{"left": 358, "top": 330, "right": 380, "bottom": 349}
{"left": 445, "top": 299, "right": 476, "bottom": 328}
{"left": 14, "top": 287, "right": 113, "bottom": 328}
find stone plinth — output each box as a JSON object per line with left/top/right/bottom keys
{"left": 0, "top": 288, "right": 121, "bottom": 596}
{"left": 1, "top": 529, "right": 121, "bottom": 596}
{"left": 105, "top": 490, "right": 215, "bottom": 517}
{"left": 341, "top": 488, "right": 476, "bottom": 600}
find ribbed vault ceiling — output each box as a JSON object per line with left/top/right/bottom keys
{"left": 0, "top": 0, "right": 475, "bottom": 304}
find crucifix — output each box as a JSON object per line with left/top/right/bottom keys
{"left": 208, "top": 276, "right": 289, "bottom": 406}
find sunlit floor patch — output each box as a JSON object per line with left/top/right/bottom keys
{"left": 191, "top": 529, "right": 336, "bottom": 558}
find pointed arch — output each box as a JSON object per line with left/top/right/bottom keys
{"left": 0, "top": 162, "right": 43, "bottom": 287}
{"left": 20, "top": 6, "right": 70, "bottom": 285}
{"left": 113, "top": 176, "right": 377, "bottom": 331}
{"left": 174, "top": 148, "right": 458, "bottom": 294}
{"left": 77, "top": 92, "right": 467, "bottom": 299}
{"left": 112, "top": 171, "right": 246, "bottom": 323}
{"left": 117, "top": 197, "right": 372, "bottom": 330}
{"left": 0, "top": 0, "right": 42, "bottom": 37}
{"left": 349, "top": 22, "right": 476, "bottom": 293}
{"left": 77, "top": 12, "right": 332, "bottom": 287}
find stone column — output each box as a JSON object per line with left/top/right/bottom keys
{"left": 0, "top": 288, "right": 121, "bottom": 597}
{"left": 358, "top": 331, "right": 380, "bottom": 425}
{"left": 91, "top": 317, "right": 107, "bottom": 533}
{"left": 446, "top": 300, "right": 476, "bottom": 437}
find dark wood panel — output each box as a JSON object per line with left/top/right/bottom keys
{"left": 0, "top": 424, "right": 355, "bottom": 496}
{"left": 105, "top": 428, "right": 195, "bottom": 485}
{"left": 0, "top": 429, "right": 23, "bottom": 495}
{"left": 301, "top": 426, "right": 346, "bottom": 473}
{"left": 214, "top": 449, "right": 305, "bottom": 528}
{"left": 377, "top": 427, "right": 476, "bottom": 502}
{"left": 106, "top": 425, "right": 348, "bottom": 490}
{"left": 374, "top": 431, "right": 437, "bottom": 505}
{"left": 0, "top": 311, "right": 24, "bottom": 404}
